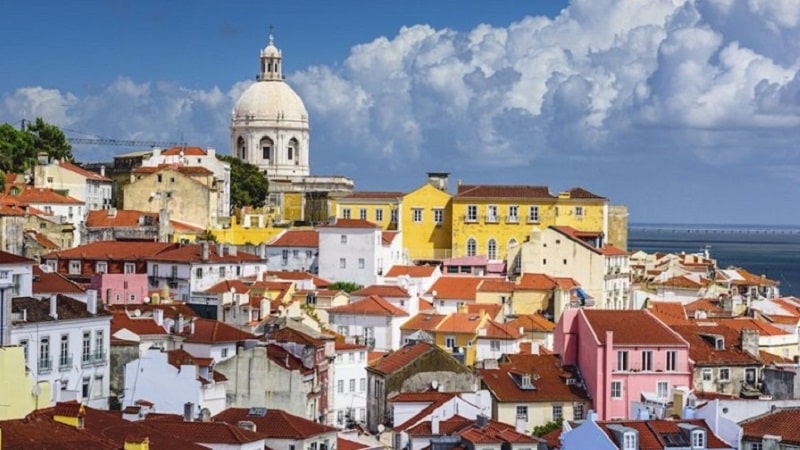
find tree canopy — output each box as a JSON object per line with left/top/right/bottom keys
{"left": 216, "top": 154, "right": 269, "bottom": 208}
{"left": 0, "top": 118, "right": 73, "bottom": 173}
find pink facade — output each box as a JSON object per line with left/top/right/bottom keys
{"left": 555, "top": 309, "right": 692, "bottom": 420}
{"left": 90, "top": 273, "right": 149, "bottom": 305}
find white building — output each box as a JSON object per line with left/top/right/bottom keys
{"left": 265, "top": 229, "right": 319, "bottom": 273}
{"left": 0, "top": 251, "right": 34, "bottom": 299}
{"left": 10, "top": 292, "right": 111, "bottom": 409}
{"left": 328, "top": 295, "right": 409, "bottom": 351}
{"left": 383, "top": 265, "right": 442, "bottom": 296}
{"left": 180, "top": 317, "right": 257, "bottom": 363}
{"left": 140, "top": 146, "right": 232, "bottom": 221}
{"left": 331, "top": 341, "right": 368, "bottom": 427}
{"left": 318, "top": 219, "right": 405, "bottom": 287}
{"left": 146, "top": 242, "right": 264, "bottom": 302}
{"left": 123, "top": 347, "right": 227, "bottom": 416}
{"left": 34, "top": 159, "right": 113, "bottom": 211}
{"left": 4, "top": 185, "right": 85, "bottom": 245}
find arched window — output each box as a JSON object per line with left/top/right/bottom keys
{"left": 260, "top": 136, "right": 274, "bottom": 161}
{"left": 466, "top": 238, "right": 477, "bottom": 257}
{"left": 237, "top": 136, "right": 246, "bottom": 160}
{"left": 487, "top": 239, "right": 497, "bottom": 260}
{"left": 288, "top": 137, "right": 298, "bottom": 162}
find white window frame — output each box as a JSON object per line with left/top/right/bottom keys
{"left": 718, "top": 367, "right": 731, "bottom": 381}
{"left": 508, "top": 205, "right": 518, "bottom": 223}
{"left": 342, "top": 208, "right": 351, "bottom": 219}
{"left": 616, "top": 350, "right": 629, "bottom": 371}
{"left": 375, "top": 208, "right": 383, "bottom": 222}
{"left": 641, "top": 350, "right": 653, "bottom": 371}
{"left": 528, "top": 205, "right": 539, "bottom": 223}
{"left": 666, "top": 350, "right": 677, "bottom": 371}
{"left": 359, "top": 208, "right": 367, "bottom": 221}
{"left": 611, "top": 381, "right": 622, "bottom": 398}
{"left": 123, "top": 262, "right": 135, "bottom": 274}
{"left": 412, "top": 208, "right": 423, "bottom": 223}
{"left": 575, "top": 206, "right": 584, "bottom": 218}
{"left": 466, "top": 205, "right": 478, "bottom": 222}
{"left": 657, "top": 381, "right": 669, "bottom": 399}
{"left": 433, "top": 208, "right": 444, "bottom": 224}
{"left": 486, "top": 205, "right": 498, "bottom": 223}
{"left": 339, "top": 258, "right": 346, "bottom": 269}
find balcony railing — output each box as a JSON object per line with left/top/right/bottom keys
{"left": 506, "top": 216, "right": 519, "bottom": 224}
{"left": 81, "top": 351, "right": 107, "bottom": 367}
{"left": 59, "top": 355, "right": 73, "bottom": 371}
{"left": 484, "top": 215, "right": 499, "bottom": 224}
{"left": 38, "top": 358, "right": 53, "bottom": 373}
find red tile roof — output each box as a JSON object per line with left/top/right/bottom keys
{"left": 12, "top": 295, "right": 110, "bottom": 323}
{"left": 268, "top": 326, "right": 327, "bottom": 347}
{"left": 59, "top": 160, "right": 112, "bottom": 181}
{"left": 341, "top": 191, "right": 404, "bottom": 199}
{"left": 479, "top": 319, "right": 523, "bottom": 339}
{"left": 0, "top": 414, "right": 118, "bottom": 449}
{"left": 85, "top": 209, "right": 158, "bottom": 228}
{"left": 268, "top": 230, "right": 319, "bottom": 247}
{"left": 1, "top": 185, "right": 83, "bottom": 204}
{"left": 436, "top": 312, "right": 486, "bottom": 334}
{"left": 464, "top": 303, "right": 502, "bottom": 320}
{"left": 658, "top": 275, "right": 707, "bottom": 289}
{"left": 317, "top": 218, "right": 379, "bottom": 229}
{"left": 148, "top": 243, "right": 261, "bottom": 264}
{"left": 328, "top": 294, "right": 409, "bottom": 317}
{"left": 183, "top": 318, "right": 256, "bottom": 344}
{"left": 715, "top": 318, "right": 788, "bottom": 336}
{"left": 205, "top": 279, "right": 250, "bottom": 294}
{"left": 648, "top": 301, "right": 691, "bottom": 326}
{"left": 455, "top": 185, "right": 554, "bottom": 199}
{"left": 42, "top": 241, "right": 178, "bottom": 261}
{"left": 161, "top": 146, "right": 208, "bottom": 156}
{"left": 111, "top": 310, "right": 169, "bottom": 336}
{"left": 741, "top": 407, "right": 800, "bottom": 444}
{"left": 582, "top": 310, "right": 688, "bottom": 346}
{"left": 262, "top": 271, "right": 331, "bottom": 288}
{"left": 144, "top": 420, "right": 265, "bottom": 444}
{"left": 382, "top": 231, "right": 400, "bottom": 245}
{"left": 516, "top": 273, "right": 557, "bottom": 290}
{"left": 506, "top": 313, "right": 556, "bottom": 332}
{"left": 391, "top": 392, "right": 459, "bottom": 431}
{"left": 385, "top": 265, "right": 438, "bottom": 278}
{"left": 264, "top": 343, "right": 313, "bottom": 374}
{"left": 26, "top": 230, "right": 60, "bottom": 249}
{"left": 401, "top": 313, "right": 447, "bottom": 331}
{"left": 479, "top": 354, "right": 588, "bottom": 403}
{"left": 564, "top": 187, "right": 606, "bottom": 199}
{"left": 0, "top": 249, "right": 35, "bottom": 264}
{"left": 167, "top": 348, "right": 214, "bottom": 368}
{"left": 369, "top": 342, "right": 437, "bottom": 375}
{"left": 212, "top": 407, "right": 337, "bottom": 439}
{"left": 426, "top": 276, "right": 489, "bottom": 300}
{"left": 670, "top": 323, "right": 762, "bottom": 366}
{"left": 477, "top": 279, "right": 515, "bottom": 293}
{"left": 597, "top": 419, "right": 731, "bottom": 449}
{"left": 338, "top": 437, "right": 370, "bottom": 450}
{"left": 32, "top": 265, "right": 85, "bottom": 294}
{"left": 352, "top": 285, "right": 410, "bottom": 298}
{"left": 0, "top": 203, "right": 27, "bottom": 216}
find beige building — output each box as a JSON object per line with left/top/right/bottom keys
{"left": 123, "top": 165, "right": 220, "bottom": 229}
{"left": 34, "top": 158, "right": 113, "bottom": 211}
{"left": 0, "top": 204, "right": 26, "bottom": 255}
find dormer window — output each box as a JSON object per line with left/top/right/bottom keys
{"left": 521, "top": 374, "right": 533, "bottom": 389}
{"left": 691, "top": 430, "right": 705, "bottom": 448}
{"left": 715, "top": 337, "right": 724, "bottom": 350}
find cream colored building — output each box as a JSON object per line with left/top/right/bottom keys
{"left": 230, "top": 33, "right": 352, "bottom": 224}
{"left": 34, "top": 158, "right": 113, "bottom": 211}
{"left": 123, "top": 165, "right": 220, "bottom": 229}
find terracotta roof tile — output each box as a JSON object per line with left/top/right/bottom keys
{"left": 369, "top": 341, "right": 437, "bottom": 375}
{"left": 464, "top": 303, "right": 502, "bottom": 320}
{"left": 401, "top": 313, "right": 447, "bottom": 331}
{"left": 715, "top": 318, "right": 788, "bottom": 336}
{"left": 268, "top": 230, "right": 319, "bottom": 247}
{"left": 144, "top": 420, "right": 265, "bottom": 444}
{"left": 564, "top": 187, "right": 606, "bottom": 199}
{"left": 597, "top": 419, "right": 730, "bottom": 449}
{"left": 167, "top": 348, "right": 214, "bottom": 368}
{"left": 183, "top": 318, "right": 256, "bottom": 344}
{"left": 264, "top": 343, "right": 313, "bottom": 374}
{"left": 516, "top": 273, "right": 557, "bottom": 290}
{"left": 328, "top": 294, "right": 409, "bottom": 316}
{"left": 59, "top": 161, "right": 112, "bottom": 181}
{"left": 385, "top": 265, "right": 438, "bottom": 278}
{"left": 111, "top": 310, "right": 169, "bottom": 336}
{"left": 455, "top": 185, "right": 554, "bottom": 199}
{"left": 12, "top": 295, "right": 110, "bottom": 323}
{"left": 506, "top": 313, "right": 556, "bottom": 332}
{"left": 670, "top": 324, "right": 762, "bottom": 366}
{"left": 582, "top": 310, "right": 687, "bottom": 346}
{"left": 42, "top": 241, "right": 178, "bottom": 261}
{"left": 658, "top": 275, "right": 707, "bottom": 289}
{"left": 338, "top": 437, "right": 370, "bottom": 450}
{"left": 262, "top": 271, "right": 331, "bottom": 288}
{"left": 426, "top": 276, "right": 489, "bottom": 300}
{"left": 0, "top": 249, "right": 35, "bottom": 264}
{"left": 148, "top": 244, "right": 261, "bottom": 264}
{"left": 479, "top": 319, "right": 523, "bottom": 339}
{"left": 32, "top": 265, "right": 85, "bottom": 294}
{"left": 436, "top": 312, "right": 485, "bottom": 334}
{"left": 161, "top": 146, "right": 208, "bottom": 156}
{"left": 741, "top": 407, "right": 800, "bottom": 444}
{"left": 212, "top": 407, "right": 337, "bottom": 439}
{"left": 352, "top": 285, "right": 410, "bottom": 298}
{"left": 205, "top": 279, "right": 251, "bottom": 294}
{"left": 382, "top": 231, "right": 400, "bottom": 245}
{"left": 477, "top": 279, "right": 515, "bottom": 293}
{"left": 479, "top": 354, "right": 588, "bottom": 403}
{"left": 760, "top": 350, "right": 794, "bottom": 365}
{"left": 341, "top": 191, "right": 404, "bottom": 200}
{"left": 648, "top": 301, "right": 691, "bottom": 326}
{"left": 1, "top": 185, "right": 83, "bottom": 204}
{"left": 26, "top": 231, "right": 60, "bottom": 249}
{"left": 85, "top": 209, "right": 158, "bottom": 228}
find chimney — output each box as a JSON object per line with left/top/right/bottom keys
{"left": 153, "top": 308, "right": 164, "bottom": 327}
{"left": 100, "top": 165, "right": 106, "bottom": 177}
{"left": 257, "top": 270, "right": 264, "bottom": 282}
{"left": 431, "top": 414, "right": 440, "bottom": 435}
{"left": 741, "top": 329, "right": 760, "bottom": 358}
{"left": 176, "top": 314, "right": 185, "bottom": 333}
{"left": 158, "top": 209, "right": 172, "bottom": 243}
{"left": 0, "top": 287, "right": 11, "bottom": 346}
{"left": 49, "top": 295, "right": 58, "bottom": 320}
{"left": 426, "top": 172, "right": 450, "bottom": 192}
{"left": 86, "top": 290, "right": 98, "bottom": 315}
{"left": 229, "top": 245, "right": 237, "bottom": 256}
{"left": 201, "top": 242, "right": 210, "bottom": 262}
{"left": 189, "top": 319, "right": 195, "bottom": 335}
{"left": 183, "top": 402, "right": 194, "bottom": 422}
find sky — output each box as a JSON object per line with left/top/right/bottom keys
{"left": 2, "top": 0, "right": 800, "bottom": 225}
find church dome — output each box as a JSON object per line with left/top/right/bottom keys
{"left": 232, "top": 81, "right": 308, "bottom": 124}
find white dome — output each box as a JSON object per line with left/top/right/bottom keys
{"left": 232, "top": 80, "right": 308, "bottom": 124}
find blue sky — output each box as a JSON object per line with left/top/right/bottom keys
{"left": 2, "top": 0, "right": 800, "bottom": 225}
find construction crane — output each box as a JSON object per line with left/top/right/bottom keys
{"left": 67, "top": 136, "right": 185, "bottom": 148}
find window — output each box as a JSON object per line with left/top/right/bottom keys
{"left": 124, "top": 263, "right": 135, "bottom": 274}
{"left": 339, "top": 258, "right": 346, "bottom": 269}
{"left": 47, "top": 176, "right": 53, "bottom": 183}
{"left": 611, "top": 381, "right": 622, "bottom": 398}
{"left": 718, "top": 367, "right": 730, "bottom": 381}
{"left": 337, "top": 380, "right": 344, "bottom": 393}
{"left": 306, "top": 250, "right": 313, "bottom": 259}
{"left": 82, "top": 377, "right": 90, "bottom": 398}
{"left": 515, "top": 405, "right": 528, "bottom": 421}
{"left": 490, "top": 340, "right": 500, "bottom": 351}
{"left": 292, "top": 250, "right": 299, "bottom": 258}
{"left": 528, "top": 205, "right": 539, "bottom": 223}
{"left": 390, "top": 209, "right": 398, "bottom": 223}
{"left": 69, "top": 260, "right": 81, "bottom": 274}
{"left": 20, "top": 340, "right": 28, "bottom": 362}
{"left": 96, "top": 261, "right": 107, "bottom": 273}
{"left": 156, "top": 174, "right": 163, "bottom": 183}
{"left": 39, "top": 337, "right": 50, "bottom": 372}
{"left": 666, "top": 350, "right": 677, "bottom": 371}
{"left": 508, "top": 205, "right": 518, "bottom": 223}
{"left": 339, "top": 234, "right": 348, "bottom": 245}
{"left": 59, "top": 335, "right": 70, "bottom": 368}
{"left": 219, "top": 266, "right": 226, "bottom": 277}
{"left": 281, "top": 249, "right": 289, "bottom": 265}
{"left": 487, "top": 239, "right": 497, "bottom": 260}
{"left": 616, "top": 351, "right": 629, "bottom": 371}
{"left": 349, "top": 379, "right": 356, "bottom": 392}
{"left": 342, "top": 208, "right": 351, "bottom": 219}
{"left": 552, "top": 404, "right": 563, "bottom": 421}
{"left": 412, "top": 208, "right": 423, "bottom": 223}
{"left": 375, "top": 208, "right": 384, "bottom": 222}
{"left": 262, "top": 146, "right": 271, "bottom": 160}
{"left": 82, "top": 332, "right": 91, "bottom": 363}
{"left": 195, "top": 267, "right": 203, "bottom": 278}
{"left": 750, "top": 443, "right": 763, "bottom": 450}
{"left": 623, "top": 432, "right": 636, "bottom": 450}
{"left": 360, "top": 378, "right": 366, "bottom": 392}
{"left": 445, "top": 336, "right": 456, "bottom": 349}
{"left": 657, "top": 381, "right": 669, "bottom": 399}
{"left": 221, "top": 348, "right": 229, "bottom": 358}
{"left": 433, "top": 208, "right": 444, "bottom": 224}
{"left": 94, "top": 330, "right": 104, "bottom": 360}
{"left": 466, "top": 205, "right": 478, "bottom": 222}
{"left": 337, "top": 410, "right": 344, "bottom": 424}
{"left": 486, "top": 205, "right": 498, "bottom": 222}
{"left": 575, "top": 206, "right": 584, "bottom": 218}
{"left": 641, "top": 351, "right": 653, "bottom": 371}
{"left": 691, "top": 431, "right": 705, "bottom": 448}
{"left": 359, "top": 208, "right": 367, "bottom": 220}
{"left": 466, "top": 238, "right": 477, "bottom": 257}
{"left": 555, "top": 206, "right": 560, "bottom": 216}
{"left": 338, "top": 326, "right": 348, "bottom": 336}
{"left": 702, "top": 369, "right": 713, "bottom": 381}
{"left": 170, "top": 265, "right": 178, "bottom": 279}
{"left": 358, "top": 258, "right": 365, "bottom": 269}
{"left": 574, "top": 403, "right": 584, "bottom": 420}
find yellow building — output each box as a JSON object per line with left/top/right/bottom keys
{"left": 450, "top": 184, "right": 608, "bottom": 260}
{"left": 334, "top": 191, "right": 403, "bottom": 230}
{"left": 124, "top": 165, "right": 220, "bottom": 229}
{"left": 0, "top": 346, "right": 51, "bottom": 420}
{"left": 433, "top": 312, "right": 489, "bottom": 367}
{"left": 401, "top": 174, "right": 453, "bottom": 261}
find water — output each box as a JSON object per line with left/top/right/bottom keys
{"left": 627, "top": 224, "right": 800, "bottom": 296}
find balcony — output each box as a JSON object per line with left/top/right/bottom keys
{"left": 506, "top": 216, "right": 519, "bottom": 224}
{"left": 484, "top": 215, "right": 499, "bottom": 224}
{"left": 460, "top": 215, "right": 479, "bottom": 224}
{"left": 81, "top": 351, "right": 107, "bottom": 367}
{"left": 38, "top": 358, "right": 53, "bottom": 374}
{"left": 58, "top": 355, "right": 73, "bottom": 372}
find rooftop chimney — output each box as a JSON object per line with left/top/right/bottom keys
{"left": 201, "top": 242, "right": 210, "bottom": 262}
{"left": 49, "top": 295, "right": 58, "bottom": 320}
{"left": 183, "top": 402, "right": 194, "bottom": 422}
{"left": 431, "top": 413, "right": 440, "bottom": 435}
{"left": 0, "top": 287, "right": 11, "bottom": 346}
{"left": 153, "top": 308, "right": 164, "bottom": 327}
{"left": 86, "top": 290, "right": 98, "bottom": 315}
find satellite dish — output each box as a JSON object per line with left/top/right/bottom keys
{"left": 32, "top": 384, "right": 41, "bottom": 396}
{"left": 133, "top": 309, "right": 141, "bottom": 317}
{"left": 377, "top": 424, "right": 385, "bottom": 433}
{"left": 431, "top": 380, "right": 439, "bottom": 391}
{"left": 431, "top": 290, "right": 437, "bottom": 297}
{"left": 143, "top": 296, "right": 151, "bottom": 304}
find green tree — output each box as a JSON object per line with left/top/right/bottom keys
{"left": 196, "top": 229, "right": 219, "bottom": 243}
{"left": 0, "top": 118, "right": 72, "bottom": 173}
{"left": 26, "top": 117, "right": 73, "bottom": 162}
{"left": 328, "top": 281, "right": 362, "bottom": 293}
{"left": 532, "top": 418, "right": 563, "bottom": 437}
{"left": 216, "top": 155, "right": 269, "bottom": 208}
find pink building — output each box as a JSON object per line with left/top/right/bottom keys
{"left": 554, "top": 309, "right": 691, "bottom": 420}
